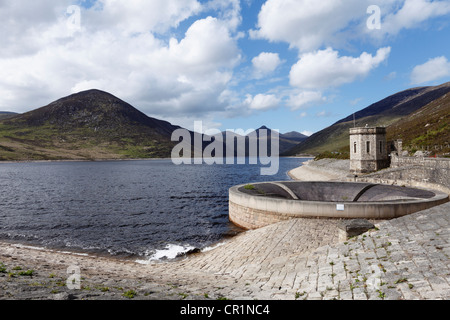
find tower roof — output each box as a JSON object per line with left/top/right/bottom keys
{"left": 350, "top": 127, "right": 386, "bottom": 135}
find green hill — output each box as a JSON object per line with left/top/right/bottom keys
{"left": 284, "top": 82, "right": 450, "bottom": 157}
{"left": 0, "top": 90, "right": 181, "bottom": 161}
{"left": 251, "top": 126, "right": 308, "bottom": 155}
{"left": 0, "top": 112, "right": 17, "bottom": 120}
{"left": 387, "top": 88, "right": 450, "bottom": 155}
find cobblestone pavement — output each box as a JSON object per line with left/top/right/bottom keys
{"left": 149, "top": 201, "right": 449, "bottom": 300}
{"left": 1, "top": 202, "right": 449, "bottom": 300}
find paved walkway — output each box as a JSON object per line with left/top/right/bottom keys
{"left": 150, "top": 201, "right": 449, "bottom": 300}
{"left": 288, "top": 159, "right": 350, "bottom": 181}
{"left": 2, "top": 197, "right": 449, "bottom": 300}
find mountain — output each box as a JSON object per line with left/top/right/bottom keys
{"left": 255, "top": 126, "right": 308, "bottom": 155}
{"left": 0, "top": 112, "right": 17, "bottom": 120}
{"left": 223, "top": 126, "right": 308, "bottom": 156}
{"left": 0, "top": 90, "right": 181, "bottom": 161}
{"left": 284, "top": 82, "right": 450, "bottom": 156}
{"left": 0, "top": 89, "right": 309, "bottom": 161}
{"left": 281, "top": 131, "right": 309, "bottom": 142}
{"left": 387, "top": 88, "right": 450, "bottom": 155}
{"left": 280, "top": 131, "right": 308, "bottom": 154}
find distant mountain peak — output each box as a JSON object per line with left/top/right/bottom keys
{"left": 282, "top": 131, "right": 308, "bottom": 138}
{"left": 54, "top": 89, "right": 120, "bottom": 102}
{"left": 0, "top": 89, "right": 182, "bottom": 160}
{"left": 14, "top": 89, "right": 180, "bottom": 136}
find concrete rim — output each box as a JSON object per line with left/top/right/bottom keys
{"left": 229, "top": 181, "right": 449, "bottom": 229}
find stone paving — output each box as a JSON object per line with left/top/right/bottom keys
{"left": 1, "top": 199, "right": 449, "bottom": 300}
{"left": 151, "top": 201, "right": 449, "bottom": 300}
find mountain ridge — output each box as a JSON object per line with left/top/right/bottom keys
{"left": 284, "top": 81, "right": 450, "bottom": 157}
{"left": 0, "top": 111, "right": 17, "bottom": 120}
{"left": 0, "top": 90, "right": 308, "bottom": 161}
{"left": 15, "top": 89, "right": 181, "bottom": 136}
{"left": 0, "top": 90, "right": 181, "bottom": 160}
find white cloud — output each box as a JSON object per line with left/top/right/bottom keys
{"left": 0, "top": 1, "right": 243, "bottom": 117}
{"left": 244, "top": 94, "right": 280, "bottom": 111}
{"left": 316, "top": 110, "right": 332, "bottom": 117}
{"left": 382, "top": 0, "right": 450, "bottom": 36}
{"left": 168, "top": 17, "right": 241, "bottom": 71}
{"left": 91, "top": 0, "right": 202, "bottom": 34}
{"left": 251, "top": 0, "right": 450, "bottom": 51}
{"left": 252, "top": 52, "right": 282, "bottom": 78}
{"left": 287, "top": 91, "right": 326, "bottom": 110}
{"left": 350, "top": 98, "right": 363, "bottom": 106}
{"left": 411, "top": 56, "right": 450, "bottom": 85}
{"left": 290, "top": 47, "right": 391, "bottom": 89}
{"left": 250, "top": 0, "right": 369, "bottom": 51}
{"left": 202, "top": 0, "right": 242, "bottom": 31}
{"left": 384, "top": 71, "right": 397, "bottom": 81}
{"left": 0, "top": 0, "right": 74, "bottom": 57}
{"left": 163, "top": 114, "right": 223, "bottom": 134}
{"left": 299, "top": 112, "right": 308, "bottom": 118}
{"left": 1, "top": 0, "right": 449, "bottom": 123}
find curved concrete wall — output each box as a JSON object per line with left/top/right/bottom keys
{"left": 229, "top": 182, "right": 449, "bottom": 230}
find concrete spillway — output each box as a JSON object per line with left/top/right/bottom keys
{"left": 229, "top": 181, "right": 449, "bottom": 230}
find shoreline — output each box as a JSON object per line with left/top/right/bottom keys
{"left": 0, "top": 159, "right": 320, "bottom": 300}
{"left": 288, "top": 158, "right": 350, "bottom": 181}
{"left": 0, "top": 234, "right": 235, "bottom": 265}
{"left": 0, "top": 157, "right": 173, "bottom": 164}
{"left": 0, "top": 240, "right": 190, "bottom": 300}
{"left": 3, "top": 158, "right": 449, "bottom": 300}
{"left": 0, "top": 155, "right": 311, "bottom": 165}
{"left": 0, "top": 214, "right": 343, "bottom": 300}
{"left": 0, "top": 156, "right": 308, "bottom": 266}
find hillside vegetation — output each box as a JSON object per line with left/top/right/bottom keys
{"left": 0, "top": 112, "right": 17, "bottom": 120}
{"left": 0, "top": 90, "right": 307, "bottom": 161}
{"left": 0, "top": 90, "right": 179, "bottom": 161}
{"left": 285, "top": 82, "right": 450, "bottom": 158}
{"left": 387, "top": 90, "right": 450, "bottom": 155}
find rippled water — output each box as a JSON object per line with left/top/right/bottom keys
{"left": 0, "top": 158, "right": 308, "bottom": 262}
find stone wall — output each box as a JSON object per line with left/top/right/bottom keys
{"left": 355, "top": 155, "right": 450, "bottom": 194}
{"left": 391, "top": 155, "right": 450, "bottom": 169}
{"left": 229, "top": 201, "right": 292, "bottom": 230}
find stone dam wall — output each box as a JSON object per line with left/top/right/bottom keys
{"left": 355, "top": 155, "right": 450, "bottom": 194}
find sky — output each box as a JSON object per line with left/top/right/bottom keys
{"left": 0, "top": 0, "right": 449, "bottom": 136}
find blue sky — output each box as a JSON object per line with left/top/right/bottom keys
{"left": 0, "top": 0, "right": 449, "bottom": 136}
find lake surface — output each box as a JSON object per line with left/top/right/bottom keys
{"left": 0, "top": 158, "right": 309, "bottom": 262}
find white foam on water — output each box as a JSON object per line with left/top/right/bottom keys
{"left": 135, "top": 244, "right": 196, "bottom": 264}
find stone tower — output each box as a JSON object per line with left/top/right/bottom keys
{"left": 350, "top": 126, "right": 389, "bottom": 173}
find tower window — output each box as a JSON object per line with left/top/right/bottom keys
{"left": 354, "top": 142, "right": 357, "bottom": 153}
{"left": 366, "top": 141, "right": 370, "bottom": 153}
{"left": 379, "top": 141, "right": 383, "bottom": 154}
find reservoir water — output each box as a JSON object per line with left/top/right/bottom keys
{"left": 0, "top": 158, "right": 309, "bottom": 262}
